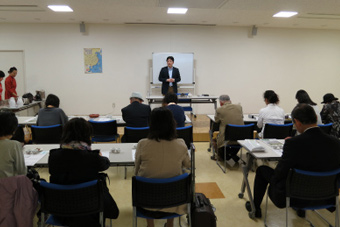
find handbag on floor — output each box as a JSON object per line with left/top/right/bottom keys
{"left": 192, "top": 193, "right": 217, "bottom": 227}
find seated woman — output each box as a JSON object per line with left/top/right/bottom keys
{"left": 0, "top": 111, "right": 27, "bottom": 178}
{"left": 37, "top": 94, "right": 68, "bottom": 126}
{"left": 48, "top": 118, "right": 119, "bottom": 226}
{"left": 257, "top": 90, "right": 285, "bottom": 138}
{"left": 162, "top": 92, "right": 186, "bottom": 127}
{"left": 295, "top": 89, "right": 322, "bottom": 125}
{"left": 135, "top": 107, "right": 191, "bottom": 227}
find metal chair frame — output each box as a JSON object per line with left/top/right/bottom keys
{"left": 263, "top": 123, "right": 293, "bottom": 139}
{"left": 176, "top": 125, "right": 193, "bottom": 150}
{"left": 39, "top": 180, "right": 105, "bottom": 227}
{"left": 89, "top": 119, "right": 119, "bottom": 143}
{"left": 31, "top": 124, "right": 63, "bottom": 144}
{"left": 218, "top": 123, "right": 255, "bottom": 173}
{"left": 132, "top": 173, "right": 192, "bottom": 227}
{"left": 264, "top": 168, "right": 340, "bottom": 227}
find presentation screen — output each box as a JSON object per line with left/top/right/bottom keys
{"left": 152, "top": 52, "right": 194, "bottom": 84}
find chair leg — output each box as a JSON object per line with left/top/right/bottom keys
{"left": 286, "top": 197, "right": 290, "bottom": 227}
{"left": 336, "top": 196, "right": 339, "bottom": 227}
{"left": 264, "top": 191, "right": 269, "bottom": 226}
{"left": 100, "top": 211, "right": 104, "bottom": 227}
{"left": 187, "top": 203, "right": 192, "bottom": 227}
{"left": 41, "top": 212, "right": 45, "bottom": 227}
{"left": 133, "top": 207, "right": 137, "bottom": 227}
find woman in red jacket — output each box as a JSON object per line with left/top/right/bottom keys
{"left": 5, "top": 67, "right": 18, "bottom": 99}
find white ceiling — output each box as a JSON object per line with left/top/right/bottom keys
{"left": 1, "top": 0, "right": 340, "bottom": 30}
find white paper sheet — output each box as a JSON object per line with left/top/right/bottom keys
{"left": 101, "top": 151, "right": 110, "bottom": 159}
{"left": 132, "top": 149, "right": 136, "bottom": 161}
{"left": 24, "top": 150, "right": 47, "bottom": 166}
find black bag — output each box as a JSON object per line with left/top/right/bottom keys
{"left": 22, "top": 93, "right": 34, "bottom": 103}
{"left": 192, "top": 193, "right": 217, "bottom": 227}
{"left": 97, "top": 173, "right": 119, "bottom": 219}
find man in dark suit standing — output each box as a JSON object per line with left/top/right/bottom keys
{"left": 246, "top": 103, "right": 340, "bottom": 218}
{"left": 121, "top": 92, "right": 151, "bottom": 127}
{"left": 158, "top": 56, "right": 181, "bottom": 95}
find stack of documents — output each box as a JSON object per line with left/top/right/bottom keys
{"left": 243, "top": 139, "right": 265, "bottom": 152}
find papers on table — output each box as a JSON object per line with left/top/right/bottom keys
{"left": 25, "top": 116, "right": 37, "bottom": 123}
{"left": 132, "top": 149, "right": 136, "bottom": 161}
{"left": 24, "top": 150, "right": 48, "bottom": 166}
{"left": 262, "top": 139, "right": 284, "bottom": 155}
{"left": 101, "top": 151, "right": 110, "bottom": 159}
{"left": 243, "top": 139, "right": 265, "bottom": 152}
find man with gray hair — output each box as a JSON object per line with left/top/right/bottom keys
{"left": 213, "top": 94, "right": 244, "bottom": 162}
{"left": 121, "top": 92, "right": 151, "bottom": 127}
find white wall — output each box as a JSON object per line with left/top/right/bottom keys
{"left": 1, "top": 23, "right": 339, "bottom": 115}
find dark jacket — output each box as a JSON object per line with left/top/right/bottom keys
{"left": 121, "top": 101, "right": 151, "bottom": 127}
{"left": 167, "top": 104, "right": 185, "bottom": 127}
{"left": 269, "top": 127, "right": 340, "bottom": 208}
{"left": 49, "top": 148, "right": 110, "bottom": 184}
{"left": 158, "top": 66, "right": 181, "bottom": 95}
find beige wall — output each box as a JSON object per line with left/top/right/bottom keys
{"left": 1, "top": 23, "right": 339, "bottom": 115}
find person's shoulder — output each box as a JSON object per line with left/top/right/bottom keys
{"left": 1, "top": 139, "right": 21, "bottom": 148}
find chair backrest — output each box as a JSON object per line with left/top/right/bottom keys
{"left": 286, "top": 168, "right": 340, "bottom": 205}
{"left": 39, "top": 180, "right": 103, "bottom": 217}
{"left": 224, "top": 123, "right": 254, "bottom": 141}
{"left": 318, "top": 123, "right": 333, "bottom": 135}
{"left": 31, "top": 124, "right": 63, "bottom": 144}
{"left": 132, "top": 173, "right": 191, "bottom": 209}
{"left": 89, "top": 120, "right": 118, "bottom": 136}
{"left": 176, "top": 125, "right": 193, "bottom": 149}
{"left": 263, "top": 123, "right": 293, "bottom": 139}
{"left": 123, "top": 126, "right": 150, "bottom": 143}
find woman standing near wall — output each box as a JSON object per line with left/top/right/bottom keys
{"left": 0, "top": 71, "right": 5, "bottom": 101}
{"left": 5, "top": 67, "right": 18, "bottom": 100}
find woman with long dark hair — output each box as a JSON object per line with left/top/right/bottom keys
{"left": 295, "top": 89, "right": 322, "bottom": 125}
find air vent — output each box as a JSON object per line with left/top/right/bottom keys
{"left": 298, "top": 13, "right": 340, "bottom": 20}
{"left": 125, "top": 22, "right": 216, "bottom": 26}
{"left": 158, "top": 0, "right": 229, "bottom": 9}
{"left": 0, "top": 5, "right": 44, "bottom": 12}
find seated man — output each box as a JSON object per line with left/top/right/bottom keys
{"left": 214, "top": 94, "right": 244, "bottom": 162}
{"left": 246, "top": 103, "right": 340, "bottom": 218}
{"left": 121, "top": 92, "right": 151, "bottom": 127}
{"left": 320, "top": 93, "right": 340, "bottom": 138}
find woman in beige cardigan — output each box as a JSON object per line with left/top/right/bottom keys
{"left": 135, "top": 107, "right": 191, "bottom": 227}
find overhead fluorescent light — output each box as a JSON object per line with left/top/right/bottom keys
{"left": 48, "top": 5, "right": 73, "bottom": 12}
{"left": 167, "top": 8, "right": 188, "bottom": 14}
{"left": 273, "top": 11, "right": 298, "bottom": 18}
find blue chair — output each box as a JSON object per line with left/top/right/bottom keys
{"left": 31, "top": 124, "right": 62, "bottom": 144}
{"left": 122, "top": 126, "right": 149, "bottom": 143}
{"left": 39, "top": 180, "right": 105, "bottom": 227}
{"left": 218, "top": 123, "right": 255, "bottom": 173}
{"left": 264, "top": 168, "right": 340, "bottom": 227}
{"left": 263, "top": 123, "right": 293, "bottom": 139}
{"left": 89, "top": 120, "right": 119, "bottom": 142}
{"left": 132, "top": 173, "right": 192, "bottom": 227}
{"left": 176, "top": 125, "right": 193, "bottom": 149}
{"left": 318, "top": 123, "right": 333, "bottom": 135}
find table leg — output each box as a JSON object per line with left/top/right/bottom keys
{"left": 239, "top": 153, "right": 256, "bottom": 218}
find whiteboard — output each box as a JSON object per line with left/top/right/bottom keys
{"left": 152, "top": 52, "right": 194, "bottom": 84}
